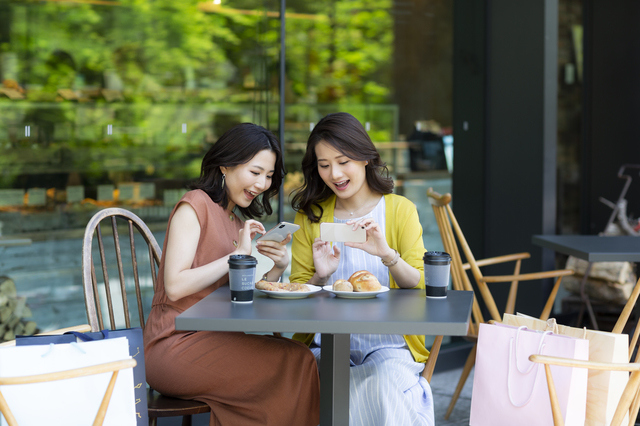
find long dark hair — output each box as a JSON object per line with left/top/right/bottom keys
{"left": 291, "top": 112, "right": 393, "bottom": 223}
{"left": 190, "top": 123, "right": 284, "bottom": 219}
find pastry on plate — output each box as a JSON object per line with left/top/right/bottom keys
{"left": 348, "top": 270, "right": 382, "bottom": 292}
{"left": 256, "top": 280, "right": 310, "bottom": 292}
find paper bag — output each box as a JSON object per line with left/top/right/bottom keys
{"left": 503, "top": 313, "right": 629, "bottom": 426}
{"left": 16, "top": 327, "right": 148, "bottom": 426}
{"left": 0, "top": 337, "right": 136, "bottom": 426}
{"left": 470, "top": 323, "right": 589, "bottom": 426}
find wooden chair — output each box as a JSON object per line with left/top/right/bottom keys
{"left": 0, "top": 357, "right": 137, "bottom": 426}
{"left": 530, "top": 276, "right": 640, "bottom": 426}
{"left": 82, "top": 208, "right": 210, "bottom": 426}
{"left": 426, "top": 188, "right": 574, "bottom": 419}
{"left": 421, "top": 335, "right": 444, "bottom": 383}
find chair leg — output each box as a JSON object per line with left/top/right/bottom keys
{"left": 444, "top": 344, "right": 477, "bottom": 420}
{"left": 181, "top": 415, "right": 192, "bottom": 426}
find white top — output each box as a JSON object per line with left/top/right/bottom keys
{"left": 313, "top": 196, "right": 408, "bottom": 365}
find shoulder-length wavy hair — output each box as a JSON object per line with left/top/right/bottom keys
{"left": 190, "top": 123, "right": 284, "bottom": 219}
{"left": 291, "top": 112, "right": 393, "bottom": 223}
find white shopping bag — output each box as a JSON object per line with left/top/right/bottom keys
{"left": 503, "top": 313, "right": 629, "bottom": 426}
{"left": 0, "top": 337, "right": 136, "bottom": 426}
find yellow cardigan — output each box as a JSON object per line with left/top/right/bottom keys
{"left": 289, "top": 193, "right": 431, "bottom": 363}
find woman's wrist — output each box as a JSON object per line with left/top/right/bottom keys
{"left": 381, "top": 249, "right": 400, "bottom": 267}
{"left": 263, "top": 267, "right": 284, "bottom": 282}
{"left": 309, "top": 273, "right": 329, "bottom": 286}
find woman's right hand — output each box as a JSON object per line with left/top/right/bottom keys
{"left": 234, "top": 219, "right": 266, "bottom": 256}
{"left": 312, "top": 238, "right": 340, "bottom": 281}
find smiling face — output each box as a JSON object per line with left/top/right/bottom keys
{"left": 221, "top": 149, "right": 276, "bottom": 211}
{"left": 315, "top": 141, "right": 369, "bottom": 200}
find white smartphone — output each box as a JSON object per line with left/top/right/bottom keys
{"left": 320, "top": 222, "right": 367, "bottom": 243}
{"left": 257, "top": 221, "right": 300, "bottom": 242}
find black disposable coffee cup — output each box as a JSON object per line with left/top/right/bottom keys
{"left": 228, "top": 254, "right": 257, "bottom": 303}
{"left": 423, "top": 251, "right": 451, "bottom": 298}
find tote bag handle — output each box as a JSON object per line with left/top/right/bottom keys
{"left": 507, "top": 326, "right": 552, "bottom": 407}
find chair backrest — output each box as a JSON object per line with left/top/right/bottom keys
{"left": 82, "top": 208, "right": 162, "bottom": 332}
{"left": 0, "top": 358, "right": 137, "bottom": 426}
{"left": 612, "top": 276, "right": 640, "bottom": 361}
{"left": 600, "top": 276, "right": 640, "bottom": 423}
{"left": 426, "top": 188, "right": 502, "bottom": 333}
{"left": 530, "top": 276, "right": 640, "bottom": 426}
{"left": 82, "top": 210, "right": 211, "bottom": 420}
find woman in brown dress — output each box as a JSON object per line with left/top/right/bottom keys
{"left": 144, "top": 123, "right": 320, "bottom": 426}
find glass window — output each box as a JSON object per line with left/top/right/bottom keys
{"left": 0, "top": 0, "right": 453, "bottom": 334}
{"left": 282, "top": 0, "right": 453, "bottom": 253}
{"left": 0, "top": 0, "right": 281, "bottom": 332}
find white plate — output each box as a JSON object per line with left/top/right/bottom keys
{"left": 322, "top": 285, "right": 390, "bottom": 299}
{"left": 255, "top": 284, "right": 322, "bottom": 299}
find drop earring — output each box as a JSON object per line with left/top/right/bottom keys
{"left": 221, "top": 174, "right": 225, "bottom": 189}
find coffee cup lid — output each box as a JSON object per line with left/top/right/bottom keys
{"left": 423, "top": 251, "right": 451, "bottom": 265}
{"left": 228, "top": 254, "right": 257, "bottom": 267}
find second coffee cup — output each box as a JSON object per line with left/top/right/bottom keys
{"left": 228, "top": 254, "right": 257, "bottom": 303}
{"left": 424, "top": 251, "right": 451, "bottom": 298}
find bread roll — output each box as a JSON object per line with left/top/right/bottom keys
{"left": 348, "top": 270, "right": 382, "bottom": 292}
{"left": 333, "top": 279, "right": 353, "bottom": 292}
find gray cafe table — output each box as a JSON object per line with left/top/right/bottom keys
{"left": 176, "top": 286, "right": 473, "bottom": 426}
{"left": 532, "top": 235, "right": 640, "bottom": 330}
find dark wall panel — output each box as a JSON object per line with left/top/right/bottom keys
{"left": 484, "top": 0, "right": 558, "bottom": 314}
{"left": 454, "top": 0, "right": 558, "bottom": 316}
{"left": 452, "top": 0, "right": 486, "bottom": 256}
{"left": 583, "top": 1, "right": 640, "bottom": 234}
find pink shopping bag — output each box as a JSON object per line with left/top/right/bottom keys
{"left": 469, "top": 323, "right": 589, "bottom": 426}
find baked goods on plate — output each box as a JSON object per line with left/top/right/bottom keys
{"left": 332, "top": 279, "right": 353, "bottom": 292}
{"left": 348, "top": 270, "right": 382, "bottom": 292}
{"left": 256, "top": 280, "right": 310, "bottom": 292}
{"left": 254, "top": 280, "right": 321, "bottom": 299}
{"left": 331, "top": 271, "right": 382, "bottom": 292}
{"left": 323, "top": 285, "right": 389, "bottom": 299}
{"left": 325, "top": 271, "right": 388, "bottom": 298}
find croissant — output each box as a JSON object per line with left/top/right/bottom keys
{"left": 348, "top": 270, "right": 382, "bottom": 292}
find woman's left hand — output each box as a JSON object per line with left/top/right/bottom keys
{"left": 345, "top": 218, "right": 394, "bottom": 260}
{"left": 256, "top": 234, "right": 292, "bottom": 270}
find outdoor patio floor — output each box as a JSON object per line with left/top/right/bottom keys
{"left": 431, "top": 366, "right": 473, "bottom": 425}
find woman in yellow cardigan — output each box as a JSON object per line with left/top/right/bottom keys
{"left": 289, "top": 112, "right": 434, "bottom": 426}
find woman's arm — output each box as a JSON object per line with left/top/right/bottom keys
{"left": 389, "top": 200, "right": 426, "bottom": 289}
{"left": 290, "top": 213, "right": 322, "bottom": 284}
{"left": 163, "top": 202, "right": 264, "bottom": 301}
{"left": 383, "top": 248, "right": 421, "bottom": 288}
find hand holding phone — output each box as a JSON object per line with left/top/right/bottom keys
{"left": 257, "top": 222, "right": 300, "bottom": 242}
{"left": 320, "top": 222, "right": 367, "bottom": 243}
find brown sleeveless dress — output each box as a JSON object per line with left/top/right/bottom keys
{"left": 144, "top": 190, "right": 320, "bottom": 426}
